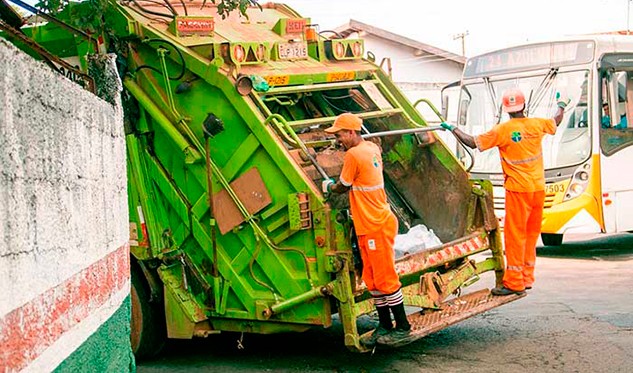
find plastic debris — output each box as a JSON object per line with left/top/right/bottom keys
{"left": 394, "top": 224, "right": 442, "bottom": 259}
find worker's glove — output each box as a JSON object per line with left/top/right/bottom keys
{"left": 556, "top": 92, "right": 571, "bottom": 109}
{"left": 321, "top": 178, "right": 335, "bottom": 195}
{"left": 440, "top": 122, "right": 457, "bottom": 132}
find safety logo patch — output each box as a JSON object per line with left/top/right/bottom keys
{"left": 372, "top": 154, "right": 379, "bottom": 168}
{"left": 511, "top": 131, "right": 522, "bottom": 143}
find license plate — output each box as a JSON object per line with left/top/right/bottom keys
{"left": 278, "top": 42, "right": 308, "bottom": 60}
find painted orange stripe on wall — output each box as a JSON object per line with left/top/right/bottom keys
{"left": 0, "top": 244, "right": 130, "bottom": 372}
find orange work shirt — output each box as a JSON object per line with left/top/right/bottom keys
{"left": 475, "top": 117, "right": 556, "bottom": 192}
{"left": 340, "top": 140, "right": 392, "bottom": 235}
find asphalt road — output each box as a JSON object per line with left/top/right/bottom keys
{"left": 138, "top": 233, "right": 633, "bottom": 373}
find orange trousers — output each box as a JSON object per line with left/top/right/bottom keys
{"left": 503, "top": 190, "right": 545, "bottom": 291}
{"left": 357, "top": 214, "right": 401, "bottom": 295}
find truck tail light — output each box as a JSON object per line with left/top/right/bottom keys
{"left": 256, "top": 44, "right": 266, "bottom": 61}
{"left": 352, "top": 41, "right": 362, "bottom": 57}
{"left": 334, "top": 42, "right": 345, "bottom": 59}
{"left": 305, "top": 26, "right": 318, "bottom": 42}
{"left": 233, "top": 44, "right": 246, "bottom": 63}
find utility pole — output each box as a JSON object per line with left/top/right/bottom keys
{"left": 453, "top": 31, "right": 469, "bottom": 56}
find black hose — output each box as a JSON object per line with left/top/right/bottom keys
{"left": 133, "top": 38, "right": 186, "bottom": 81}
{"left": 130, "top": 0, "right": 175, "bottom": 18}
{"left": 319, "top": 30, "right": 344, "bottom": 39}
{"left": 159, "top": 0, "right": 179, "bottom": 16}
{"left": 176, "top": 0, "right": 188, "bottom": 15}
{"left": 132, "top": 0, "right": 176, "bottom": 15}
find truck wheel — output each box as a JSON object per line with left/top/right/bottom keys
{"left": 130, "top": 269, "right": 165, "bottom": 359}
{"left": 541, "top": 233, "right": 563, "bottom": 246}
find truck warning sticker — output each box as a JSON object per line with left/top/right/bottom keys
{"left": 265, "top": 75, "right": 290, "bottom": 86}
{"left": 326, "top": 71, "right": 355, "bottom": 82}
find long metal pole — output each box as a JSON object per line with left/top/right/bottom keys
{"left": 361, "top": 126, "right": 444, "bottom": 139}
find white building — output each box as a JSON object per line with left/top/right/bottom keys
{"left": 335, "top": 20, "right": 465, "bottom": 146}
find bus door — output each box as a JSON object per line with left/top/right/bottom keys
{"left": 599, "top": 57, "right": 633, "bottom": 232}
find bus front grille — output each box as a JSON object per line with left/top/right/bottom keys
{"left": 544, "top": 192, "right": 556, "bottom": 209}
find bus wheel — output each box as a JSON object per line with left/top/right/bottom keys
{"left": 541, "top": 233, "right": 563, "bottom": 246}
{"left": 130, "top": 268, "right": 165, "bottom": 359}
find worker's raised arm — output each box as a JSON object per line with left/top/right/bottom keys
{"left": 441, "top": 122, "right": 477, "bottom": 149}
{"left": 553, "top": 93, "right": 571, "bottom": 126}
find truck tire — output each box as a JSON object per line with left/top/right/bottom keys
{"left": 130, "top": 268, "right": 165, "bottom": 359}
{"left": 541, "top": 233, "right": 563, "bottom": 246}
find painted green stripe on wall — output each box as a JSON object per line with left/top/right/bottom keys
{"left": 53, "top": 296, "right": 136, "bottom": 373}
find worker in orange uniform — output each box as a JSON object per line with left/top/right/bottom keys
{"left": 441, "top": 88, "right": 568, "bottom": 295}
{"left": 322, "top": 113, "right": 411, "bottom": 346}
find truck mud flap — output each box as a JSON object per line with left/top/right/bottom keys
{"left": 366, "top": 289, "right": 526, "bottom": 348}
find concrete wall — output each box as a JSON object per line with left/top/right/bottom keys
{"left": 0, "top": 40, "right": 132, "bottom": 372}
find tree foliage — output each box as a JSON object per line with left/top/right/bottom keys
{"left": 34, "top": 0, "right": 261, "bottom": 32}
{"left": 210, "top": 0, "right": 261, "bottom": 19}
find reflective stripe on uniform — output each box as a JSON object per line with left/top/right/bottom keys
{"left": 372, "top": 295, "right": 388, "bottom": 307}
{"left": 385, "top": 289, "right": 404, "bottom": 306}
{"left": 507, "top": 265, "right": 523, "bottom": 272}
{"left": 501, "top": 153, "right": 542, "bottom": 165}
{"left": 525, "top": 261, "right": 535, "bottom": 267}
{"left": 351, "top": 183, "right": 384, "bottom": 192}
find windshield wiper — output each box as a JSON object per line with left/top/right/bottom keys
{"left": 483, "top": 77, "right": 502, "bottom": 124}
{"left": 526, "top": 68, "right": 558, "bottom": 116}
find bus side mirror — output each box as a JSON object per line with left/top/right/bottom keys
{"left": 458, "top": 99, "right": 469, "bottom": 126}
{"left": 441, "top": 95, "right": 449, "bottom": 120}
{"left": 440, "top": 80, "right": 460, "bottom": 122}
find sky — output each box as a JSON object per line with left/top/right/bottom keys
{"left": 281, "top": 0, "right": 633, "bottom": 57}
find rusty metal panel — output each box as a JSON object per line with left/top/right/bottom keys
{"left": 394, "top": 231, "right": 488, "bottom": 275}
{"left": 213, "top": 167, "right": 272, "bottom": 234}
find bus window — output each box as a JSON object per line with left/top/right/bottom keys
{"left": 600, "top": 71, "right": 633, "bottom": 155}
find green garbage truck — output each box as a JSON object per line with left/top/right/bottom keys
{"left": 0, "top": 0, "right": 524, "bottom": 357}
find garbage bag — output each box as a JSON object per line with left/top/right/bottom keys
{"left": 394, "top": 224, "right": 442, "bottom": 259}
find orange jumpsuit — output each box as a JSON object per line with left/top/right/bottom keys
{"left": 340, "top": 140, "right": 401, "bottom": 295}
{"left": 476, "top": 117, "right": 556, "bottom": 291}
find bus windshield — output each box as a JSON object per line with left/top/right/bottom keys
{"left": 459, "top": 69, "right": 591, "bottom": 173}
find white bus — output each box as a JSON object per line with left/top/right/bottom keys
{"left": 450, "top": 36, "right": 633, "bottom": 245}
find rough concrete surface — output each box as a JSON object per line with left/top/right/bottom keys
{"left": 138, "top": 233, "right": 633, "bottom": 372}
{"left": 0, "top": 39, "right": 128, "bottom": 316}
{"left": 0, "top": 39, "right": 132, "bottom": 372}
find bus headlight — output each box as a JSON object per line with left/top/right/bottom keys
{"left": 576, "top": 171, "right": 589, "bottom": 181}
{"left": 563, "top": 163, "right": 591, "bottom": 201}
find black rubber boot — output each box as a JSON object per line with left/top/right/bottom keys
{"left": 377, "top": 303, "right": 413, "bottom": 346}
{"left": 390, "top": 302, "right": 411, "bottom": 331}
{"left": 376, "top": 305, "right": 394, "bottom": 330}
{"left": 360, "top": 306, "right": 393, "bottom": 347}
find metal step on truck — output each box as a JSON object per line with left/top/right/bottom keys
{"left": 0, "top": 0, "right": 524, "bottom": 357}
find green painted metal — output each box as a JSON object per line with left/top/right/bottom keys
{"left": 3, "top": 0, "right": 511, "bottom": 354}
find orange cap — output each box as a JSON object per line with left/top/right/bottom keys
{"left": 502, "top": 88, "right": 526, "bottom": 113}
{"left": 324, "top": 113, "right": 362, "bottom": 133}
